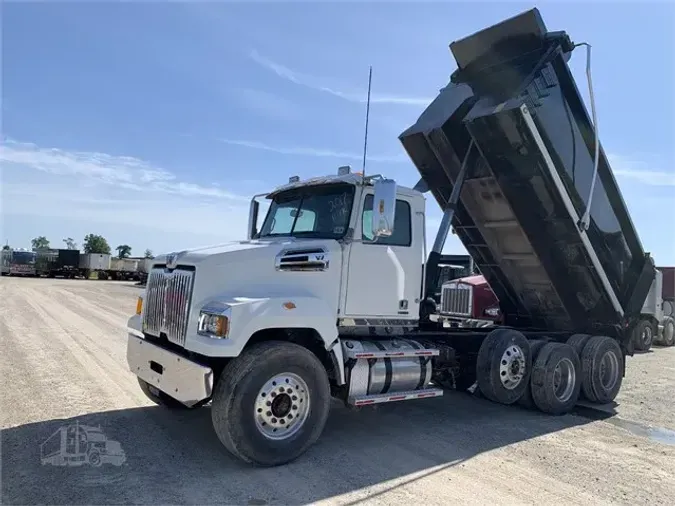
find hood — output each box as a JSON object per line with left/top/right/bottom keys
{"left": 152, "top": 238, "right": 336, "bottom": 270}
{"left": 456, "top": 274, "right": 488, "bottom": 287}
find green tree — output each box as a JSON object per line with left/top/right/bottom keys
{"left": 63, "top": 237, "right": 78, "bottom": 250}
{"left": 116, "top": 244, "right": 132, "bottom": 259}
{"left": 2, "top": 244, "right": 10, "bottom": 251}
{"left": 31, "top": 236, "right": 51, "bottom": 251}
{"left": 143, "top": 249, "right": 154, "bottom": 259}
{"left": 83, "top": 234, "right": 111, "bottom": 254}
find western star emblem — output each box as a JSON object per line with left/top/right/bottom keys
{"left": 166, "top": 253, "right": 178, "bottom": 269}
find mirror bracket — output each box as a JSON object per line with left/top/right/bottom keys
{"left": 371, "top": 179, "right": 397, "bottom": 238}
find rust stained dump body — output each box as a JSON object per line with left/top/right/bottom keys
{"left": 400, "top": 8, "right": 655, "bottom": 337}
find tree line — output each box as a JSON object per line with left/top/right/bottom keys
{"left": 2, "top": 234, "right": 154, "bottom": 260}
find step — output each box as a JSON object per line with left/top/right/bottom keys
{"left": 349, "top": 388, "right": 444, "bottom": 407}
{"left": 343, "top": 348, "right": 439, "bottom": 360}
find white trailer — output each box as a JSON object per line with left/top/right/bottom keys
{"left": 79, "top": 253, "right": 111, "bottom": 271}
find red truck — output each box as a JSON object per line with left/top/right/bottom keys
{"left": 438, "top": 274, "right": 501, "bottom": 327}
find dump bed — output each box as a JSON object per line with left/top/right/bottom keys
{"left": 400, "top": 8, "right": 655, "bottom": 333}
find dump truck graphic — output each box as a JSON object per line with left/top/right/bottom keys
{"left": 40, "top": 422, "right": 126, "bottom": 467}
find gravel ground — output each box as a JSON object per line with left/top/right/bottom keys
{"left": 1, "top": 277, "right": 674, "bottom": 505}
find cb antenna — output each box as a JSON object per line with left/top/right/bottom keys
{"left": 361, "top": 65, "right": 373, "bottom": 180}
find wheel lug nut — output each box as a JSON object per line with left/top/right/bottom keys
{"left": 271, "top": 418, "right": 277, "bottom": 424}
{"left": 266, "top": 411, "right": 272, "bottom": 417}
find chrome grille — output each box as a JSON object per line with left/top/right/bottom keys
{"left": 142, "top": 268, "right": 194, "bottom": 346}
{"left": 440, "top": 283, "right": 472, "bottom": 316}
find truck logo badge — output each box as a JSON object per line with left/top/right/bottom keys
{"left": 40, "top": 422, "right": 127, "bottom": 467}
{"left": 166, "top": 253, "right": 178, "bottom": 270}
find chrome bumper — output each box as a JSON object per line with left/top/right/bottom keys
{"left": 126, "top": 334, "right": 214, "bottom": 407}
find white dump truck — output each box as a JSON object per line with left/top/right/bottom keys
{"left": 126, "top": 8, "right": 656, "bottom": 467}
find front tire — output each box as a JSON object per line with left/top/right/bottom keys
{"left": 211, "top": 341, "right": 331, "bottom": 467}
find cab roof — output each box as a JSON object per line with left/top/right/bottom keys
{"left": 268, "top": 172, "right": 420, "bottom": 199}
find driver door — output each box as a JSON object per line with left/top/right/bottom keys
{"left": 343, "top": 191, "right": 422, "bottom": 319}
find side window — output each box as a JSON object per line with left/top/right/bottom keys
{"left": 361, "top": 194, "right": 412, "bottom": 246}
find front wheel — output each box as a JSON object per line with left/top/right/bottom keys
{"left": 211, "top": 341, "right": 331, "bottom": 467}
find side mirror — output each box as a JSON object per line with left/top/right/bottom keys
{"left": 371, "top": 179, "right": 397, "bottom": 237}
{"left": 248, "top": 198, "right": 260, "bottom": 240}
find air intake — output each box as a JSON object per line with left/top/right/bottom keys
{"left": 275, "top": 248, "right": 330, "bottom": 272}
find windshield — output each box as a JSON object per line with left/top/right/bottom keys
{"left": 259, "top": 184, "right": 355, "bottom": 240}
{"left": 12, "top": 252, "right": 36, "bottom": 264}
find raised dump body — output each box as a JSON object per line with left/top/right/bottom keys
{"left": 400, "top": 8, "right": 655, "bottom": 337}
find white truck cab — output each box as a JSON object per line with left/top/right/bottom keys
{"left": 126, "top": 167, "right": 441, "bottom": 466}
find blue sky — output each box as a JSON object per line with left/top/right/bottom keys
{"left": 2, "top": 1, "right": 674, "bottom": 263}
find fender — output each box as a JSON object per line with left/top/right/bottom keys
{"left": 126, "top": 293, "right": 346, "bottom": 385}
{"left": 193, "top": 295, "right": 345, "bottom": 384}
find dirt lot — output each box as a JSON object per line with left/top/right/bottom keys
{"left": 1, "top": 277, "right": 674, "bottom": 505}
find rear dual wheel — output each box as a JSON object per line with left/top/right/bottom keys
{"left": 476, "top": 329, "right": 532, "bottom": 405}
{"left": 632, "top": 319, "right": 654, "bottom": 352}
{"left": 571, "top": 334, "right": 623, "bottom": 404}
{"left": 655, "top": 316, "right": 675, "bottom": 347}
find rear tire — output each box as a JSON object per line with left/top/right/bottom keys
{"left": 476, "top": 328, "right": 531, "bottom": 405}
{"left": 632, "top": 319, "right": 654, "bottom": 352}
{"left": 566, "top": 333, "right": 591, "bottom": 358}
{"left": 517, "top": 339, "right": 548, "bottom": 410}
{"left": 660, "top": 316, "right": 675, "bottom": 347}
{"left": 211, "top": 341, "right": 331, "bottom": 467}
{"left": 530, "top": 343, "right": 581, "bottom": 415}
{"left": 580, "top": 336, "right": 623, "bottom": 404}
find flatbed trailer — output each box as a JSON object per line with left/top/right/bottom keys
{"left": 124, "top": 8, "right": 655, "bottom": 468}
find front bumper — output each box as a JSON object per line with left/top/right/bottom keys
{"left": 126, "top": 334, "right": 214, "bottom": 407}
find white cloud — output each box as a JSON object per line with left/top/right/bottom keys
{"left": 608, "top": 154, "right": 675, "bottom": 186}
{"left": 219, "top": 138, "right": 407, "bottom": 163}
{"left": 0, "top": 139, "right": 249, "bottom": 201}
{"left": 249, "top": 50, "right": 433, "bottom": 106}
{"left": 1, "top": 139, "right": 253, "bottom": 254}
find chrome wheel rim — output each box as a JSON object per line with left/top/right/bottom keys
{"left": 642, "top": 326, "right": 652, "bottom": 345}
{"left": 599, "top": 351, "right": 619, "bottom": 391}
{"left": 552, "top": 357, "right": 576, "bottom": 403}
{"left": 254, "top": 372, "right": 310, "bottom": 440}
{"left": 499, "top": 345, "right": 526, "bottom": 390}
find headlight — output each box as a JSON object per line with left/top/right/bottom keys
{"left": 198, "top": 302, "right": 232, "bottom": 339}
